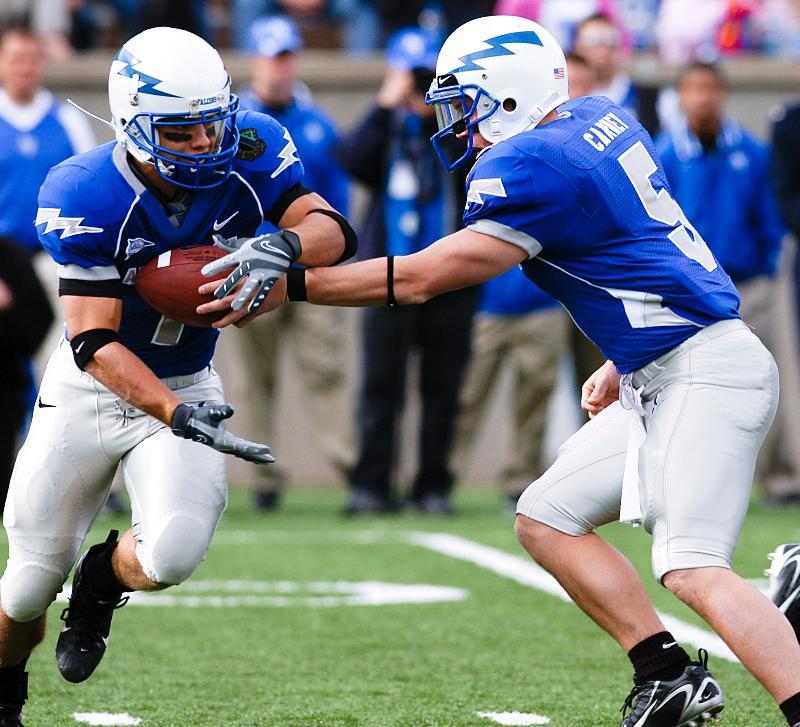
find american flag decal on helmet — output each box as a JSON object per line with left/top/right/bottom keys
{"left": 553, "top": 67, "right": 565, "bottom": 79}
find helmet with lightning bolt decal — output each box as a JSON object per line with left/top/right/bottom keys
{"left": 108, "top": 27, "right": 240, "bottom": 190}
{"left": 426, "top": 16, "right": 568, "bottom": 170}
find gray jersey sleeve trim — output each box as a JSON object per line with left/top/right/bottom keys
{"left": 58, "top": 263, "right": 121, "bottom": 281}
{"left": 466, "top": 219, "right": 543, "bottom": 258}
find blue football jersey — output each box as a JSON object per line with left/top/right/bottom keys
{"left": 463, "top": 96, "right": 740, "bottom": 373}
{"left": 37, "top": 109, "right": 304, "bottom": 377}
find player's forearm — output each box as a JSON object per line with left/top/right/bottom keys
{"left": 302, "top": 255, "right": 433, "bottom": 307}
{"left": 288, "top": 213, "right": 345, "bottom": 268}
{"left": 86, "top": 342, "right": 182, "bottom": 424}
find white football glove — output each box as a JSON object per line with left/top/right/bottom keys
{"left": 202, "top": 230, "right": 302, "bottom": 313}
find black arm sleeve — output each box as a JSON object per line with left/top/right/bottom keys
{"left": 333, "top": 105, "right": 393, "bottom": 190}
{"left": 0, "top": 240, "right": 54, "bottom": 356}
{"left": 59, "top": 278, "right": 126, "bottom": 298}
{"left": 264, "top": 182, "right": 313, "bottom": 227}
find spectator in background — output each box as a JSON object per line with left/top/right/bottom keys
{"left": 771, "top": 92, "right": 800, "bottom": 480}
{"left": 565, "top": 50, "right": 598, "bottom": 99}
{"left": 0, "top": 236, "right": 52, "bottom": 510}
{"left": 375, "top": 0, "right": 494, "bottom": 44}
{"left": 231, "top": 0, "right": 326, "bottom": 49}
{"left": 657, "top": 0, "right": 800, "bottom": 61}
{"left": 658, "top": 61, "right": 800, "bottom": 504}
{"left": 220, "top": 15, "right": 354, "bottom": 510}
{"left": 492, "top": 0, "right": 630, "bottom": 51}
{"left": 335, "top": 27, "right": 479, "bottom": 515}
{"left": 451, "top": 268, "right": 566, "bottom": 508}
{"left": 0, "top": 17, "right": 94, "bottom": 365}
{"left": 574, "top": 12, "right": 661, "bottom": 135}
{"left": 614, "top": 0, "right": 660, "bottom": 50}
{"left": 3, "top": 1, "right": 72, "bottom": 57}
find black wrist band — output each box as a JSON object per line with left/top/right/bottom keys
{"left": 387, "top": 256, "right": 397, "bottom": 307}
{"left": 286, "top": 267, "right": 307, "bottom": 301}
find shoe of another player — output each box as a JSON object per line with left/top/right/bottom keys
{"left": 766, "top": 543, "right": 800, "bottom": 629}
{"left": 620, "top": 649, "right": 724, "bottom": 727}
{"left": 56, "top": 531, "right": 129, "bottom": 683}
{"left": 0, "top": 706, "right": 23, "bottom": 727}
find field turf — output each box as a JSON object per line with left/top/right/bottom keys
{"left": 11, "top": 487, "right": 800, "bottom": 727}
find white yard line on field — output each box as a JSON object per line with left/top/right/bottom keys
{"left": 73, "top": 713, "right": 141, "bottom": 726}
{"left": 408, "top": 532, "right": 738, "bottom": 663}
{"left": 57, "top": 580, "right": 467, "bottom": 608}
{"left": 476, "top": 711, "right": 551, "bottom": 725}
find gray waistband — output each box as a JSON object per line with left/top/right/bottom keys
{"left": 633, "top": 319, "right": 748, "bottom": 385}
{"left": 160, "top": 365, "right": 214, "bottom": 390}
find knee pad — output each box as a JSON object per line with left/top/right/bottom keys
{"left": 1, "top": 562, "right": 65, "bottom": 622}
{"left": 137, "top": 514, "right": 215, "bottom": 586}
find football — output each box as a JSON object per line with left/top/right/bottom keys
{"left": 134, "top": 245, "right": 233, "bottom": 327}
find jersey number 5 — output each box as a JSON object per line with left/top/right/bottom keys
{"left": 618, "top": 141, "right": 717, "bottom": 272}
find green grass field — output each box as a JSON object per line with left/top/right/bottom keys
{"left": 13, "top": 487, "right": 800, "bottom": 727}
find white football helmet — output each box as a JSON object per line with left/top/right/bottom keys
{"left": 108, "top": 27, "right": 239, "bottom": 189}
{"left": 426, "top": 16, "right": 568, "bottom": 169}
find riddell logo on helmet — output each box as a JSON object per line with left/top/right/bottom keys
{"left": 195, "top": 96, "right": 221, "bottom": 106}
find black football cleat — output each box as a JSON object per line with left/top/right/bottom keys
{"left": 0, "top": 666, "right": 27, "bottom": 727}
{"left": 56, "top": 531, "right": 128, "bottom": 683}
{"left": 620, "top": 649, "right": 724, "bottom": 727}
{"left": 766, "top": 543, "right": 800, "bottom": 630}
{"left": 0, "top": 706, "right": 23, "bottom": 727}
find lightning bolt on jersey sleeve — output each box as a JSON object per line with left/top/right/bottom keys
{"left": 463, "top": 142, "right": 579, "bottom": 257}
{"left": 233, "top": 110, "right": 306, "bottom": 226}
{"left": 37, "top": 160, "right": 123, "bottom": 294}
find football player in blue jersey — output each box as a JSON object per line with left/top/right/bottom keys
{"left": 0, "top": 26, "right": 355, "bottom": 726}
{"left": 202, "top": 15, "right": 800, "bottom": 727}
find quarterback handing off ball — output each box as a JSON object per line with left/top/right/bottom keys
{"left": 135, "top": 245, "right": 231, "bottom": 327}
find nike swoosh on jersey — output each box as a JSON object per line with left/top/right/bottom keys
{"left": 212, "top": 211, "right": 240, "bottom": 231}
{"left": 37, "top": 397, "right": 56, "bottom": 408}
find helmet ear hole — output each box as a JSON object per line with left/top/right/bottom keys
{"left": 503, "top": 98, "right": 517, "bottom": 112}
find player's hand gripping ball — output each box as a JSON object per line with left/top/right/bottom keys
{"left": 135, "top": 246, "right": 232, "bottom": 327}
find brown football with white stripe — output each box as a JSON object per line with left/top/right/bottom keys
{"left": 134, "top": 246, "right": 232, "bottom": 327}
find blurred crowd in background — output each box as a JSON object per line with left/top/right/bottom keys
{"left": 8, "top": 0, "right": 800, "bottom": 60}
{"left": 3, "top": 0, "right": 800, "bottom": 518}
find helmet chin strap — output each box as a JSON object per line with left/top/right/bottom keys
{"left": 526, "top": 90, "right": 562, "bottom": 128}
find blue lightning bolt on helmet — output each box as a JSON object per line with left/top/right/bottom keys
{"left": 108, "top": 27, "right": 240, "bottom": 190}
{"left": 426, "top": 16, "right": 569, "bottom": 170}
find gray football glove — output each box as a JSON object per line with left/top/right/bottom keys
{"left": 171, "top": 402, "right": 274, "bottom": 465}
{"left": 201, "top": 230, "right": 302, "bottom": 313}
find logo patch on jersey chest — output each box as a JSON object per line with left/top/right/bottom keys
{"left": 125, "top": 237, "right": 156, "bottom": 259}
{"left": 237, "top": 128, "right": 266, "bottom": 161}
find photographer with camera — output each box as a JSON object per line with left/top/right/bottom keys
{"left": 334, "top": 26, "right": 479, "bottom": 515}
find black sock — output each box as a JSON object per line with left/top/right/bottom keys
{"left": 628, "top": 631, "right": 691, "bottom": 683}
{"left": 781, "top": 692, "right": 800, "bottom": 725}
{"left": 0, "top": 659, "right": 27, "bottom": 707}
{"left": 82, "top": 530, "right": 127, "bottom": 600}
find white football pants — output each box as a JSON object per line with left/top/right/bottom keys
{"left": 1, "top": 338, "right": 227, "bottom": 622}
{"left": 517, "top": 319, "right": 779, "bottom": 582}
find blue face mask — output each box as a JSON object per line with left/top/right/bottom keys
{"left": 425, "top": 78, "right": 499, "bottom": 171}
{"left": 125, "top": 95, "right": 240, "bottom": 190}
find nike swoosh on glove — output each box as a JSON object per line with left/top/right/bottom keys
{"left": 201, "top": 230, "right": 302, "bottom": 313}
{"left": 171, "top": 402, "right": 275, "bottom": 465}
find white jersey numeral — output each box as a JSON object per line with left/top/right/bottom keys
{"left": 617, "top": 141, "right": 717, "bottom": 272}
{"left": 151, "top": 315, "right": 184, "bottom": 346}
